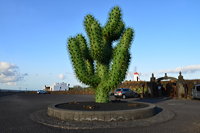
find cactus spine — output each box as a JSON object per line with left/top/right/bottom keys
{"left": 67, "top": 6, "right": 134, "bottom": 103}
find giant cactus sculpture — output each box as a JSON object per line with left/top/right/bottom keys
{"left": 67, "top": 6, "right": 134, "bottom": 103}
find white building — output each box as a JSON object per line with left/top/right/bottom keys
{"left": 133, "top": 72, "right": 140, "bottom": 81}
{"left": 45, "top": 82, "right": 69, "bottom": 91}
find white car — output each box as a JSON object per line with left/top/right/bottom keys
{"left": 192, "top": 84, "right": 200, "bottom": 99}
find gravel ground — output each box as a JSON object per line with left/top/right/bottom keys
{"left": 0, "top": 93, "right": 200, "bottom": 133}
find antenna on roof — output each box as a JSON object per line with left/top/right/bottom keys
{"left": 134, "top": 66, "right": 137, "bottom": 72}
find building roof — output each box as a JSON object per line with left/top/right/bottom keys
{"left": 134, "top": 72, "right": 139, "bottom": 75}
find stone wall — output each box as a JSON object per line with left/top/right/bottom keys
{"left": 118, "top": 79, "right": 200, "bottom": 98}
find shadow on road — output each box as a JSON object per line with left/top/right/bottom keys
{"left": 133, "top": 97, "right": 172, "bottom": 103}
{"left": 0, "top": 92, "right": 17, "bottom": 97}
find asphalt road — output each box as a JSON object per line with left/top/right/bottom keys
{"left": 0, "top": 93, "right": 200, "bottom": 133}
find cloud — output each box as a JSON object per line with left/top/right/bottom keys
{"left": 158, "top": 64, "right": 200, "bottom": 74}
{"left": 6, "top": 82, "right": 17, "bottom": 86}
{"left": 0, "top": 62, "right": 27, "bottom": 85}
{"left": 58, "top": 74, "right": 65, "bottom": 80}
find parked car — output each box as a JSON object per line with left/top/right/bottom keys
{"left": 114, "top": 88, "right": 140, "bottom": 99}
{"left": 192, "top": 84, "right": 200, "bottom": 99}
{"left": 37, "top": 90, "right": 49, "bottom": 94}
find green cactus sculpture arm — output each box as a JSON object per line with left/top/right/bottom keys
{"left": 68, "top": 37, "right": 100, "bottom": 87}
{"left": 84, "top": 15, "right": 105, "bottom": 63}
{"left": 67, "top": 6, "right": 134, "bottom": 103}
{"left": 103, "top": 6, "right": 123, "bottom": 41}
{"left": 107, "top": 28, "right": 133, "bottom": 88}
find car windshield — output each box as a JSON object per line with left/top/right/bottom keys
{"left": 123, "top": 89, "right": 129, "bottom": 91}
{"left": 197, "top": 86, "right": 200, "bottom": 91}
{"left": 116, "top": 89, "right": 121, "bottom": 91}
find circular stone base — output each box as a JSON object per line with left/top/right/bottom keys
{"left": 30, "top": 106, "right": 175, "bottom": 129}
{"left": 47, "top": 102, "right": 156, "bottom": 122}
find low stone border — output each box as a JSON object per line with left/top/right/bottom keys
{"left": 30, "top": 106, "right": 175, "bottom": 129}
{"left": 47, "top": 102, "right": 156, "bottom": 122}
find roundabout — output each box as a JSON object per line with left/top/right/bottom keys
{"left": 30, "top": 101, "right": 175, "bottom": 129}
{"left": 47, "top": 101, "right": 156, "bottom": 122}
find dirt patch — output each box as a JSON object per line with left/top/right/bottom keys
{"left": 55, "top": 101, "right": 148, "bottom": 111}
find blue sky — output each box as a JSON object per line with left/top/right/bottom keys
{"left": 1, "top": 0, "right": 200, "bottom": 90}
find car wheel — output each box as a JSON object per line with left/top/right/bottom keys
{"left": 122, "top": 95, "right": 126, "bottom": 99}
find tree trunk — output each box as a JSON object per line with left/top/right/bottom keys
{"left": 95, "top": 86, "right": 109, "bottom": 103}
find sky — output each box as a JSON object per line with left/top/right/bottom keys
{"left": 0, "top": 0, "right": 200, "bottom": 90}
